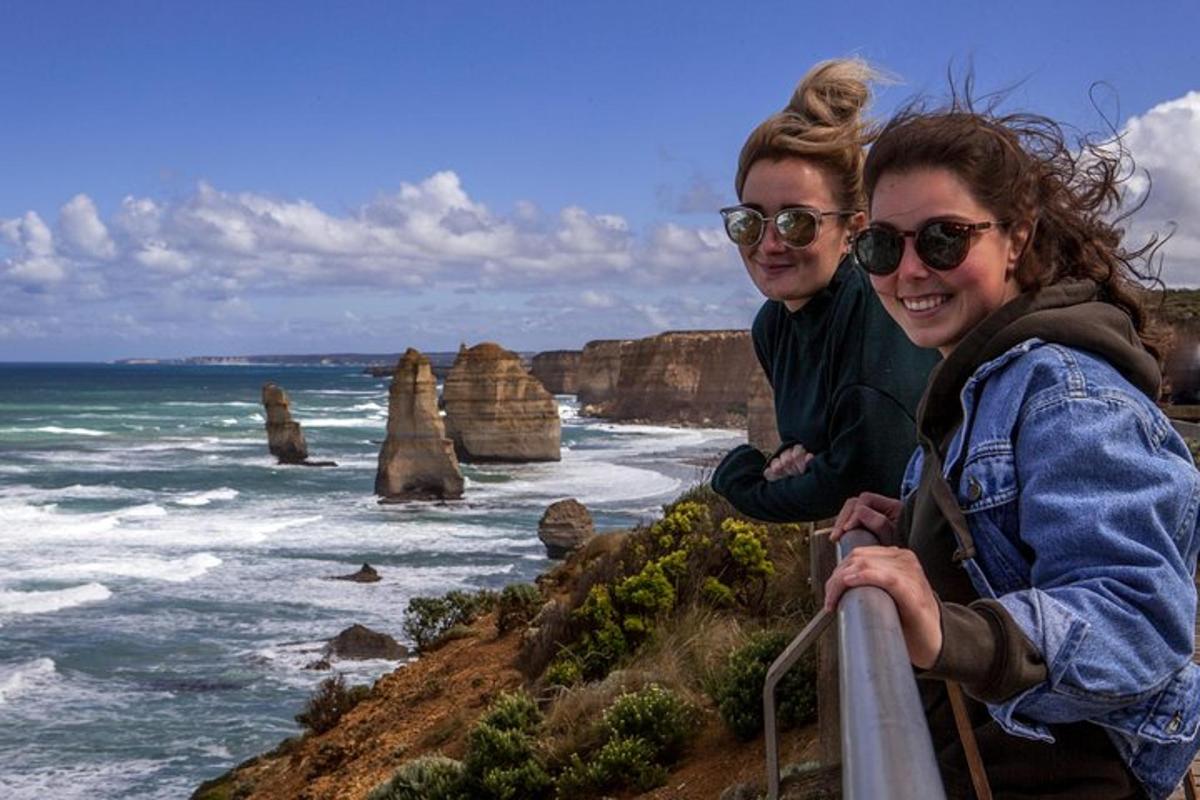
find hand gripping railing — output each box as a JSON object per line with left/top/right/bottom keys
{"left": 763, "top": 528, "right": 945, "bottom": 800}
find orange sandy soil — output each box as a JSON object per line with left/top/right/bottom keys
{"left": 209, "top": 611, "right": 819, "bottom": 800}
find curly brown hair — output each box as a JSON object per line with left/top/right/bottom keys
{"left": 735, "top": 58, "right": 883, "bottom": 210}
{"left": 862, "top": 93, "right": 1168, "bottom": 360}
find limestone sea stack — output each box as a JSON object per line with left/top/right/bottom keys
{"left": 374, "top": 349, "right": 464, "bottom": 501}
{"left": 598, "top": 330, "right": 759, "bottom": 427}
{"left": 531, "top": 350, "right": 581, "bottom": 395}
{"left": 538, "top": 499, "right": 595, "bottom": 559}
{"left": 747, "top": 367, "right": 782, "bottom": 453}
{"left": 261, "top": 382, "right": 309, "bottom": 464}
{"left": 442, "top": 343, "right": 561, "bottom": 462}
{"left": 576, "top": 339, "right": 629, "bottom": 409}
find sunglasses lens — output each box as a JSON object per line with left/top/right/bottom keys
{"left": 917, "top": 222, "right": 971, "bottom": 270}
{"left": 776, "top": 209, "right": 819, "bottom": 248}
{"left": 854, "top": 228, "right": 904, "bottom": 275}
{"left": 723, "top": 209, "right": 764, "bottom": 247}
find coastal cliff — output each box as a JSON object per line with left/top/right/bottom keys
{"left": 530, "top": 350, "right": 581, "bottom": 395}
{"left": 594, "top": 330, "right": 759, "bottom": 427}
{"left": 374, "top": 349, "right": 464, "bottom": 501}
{"left": 442, "top": 343, "right": 561, "bottom": 462}
{"left": 576, "top": 339, "right": 629, "bottom": 407}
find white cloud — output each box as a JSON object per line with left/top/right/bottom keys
{"left": 3, "top": 171, "right": 748, "bottom": 300}
{"left": 0, "top": 211, "right": 67, "bottom": 287}
{"left": 59, "top": 194, "right": 116, "bottom": 260}
{"left": 1121, "top": 90, "right": 1200, "bottom": 284}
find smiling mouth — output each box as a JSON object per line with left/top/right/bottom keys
{"left": 901, "top": 295, "right": 949, "bottom": 312}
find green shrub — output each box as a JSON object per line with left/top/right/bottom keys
{"left": 713, "top": 630, "right": 816, "bottom": 741}
{"left": 496, "top": 583, "right": 542, "bottom": 634}
{"left": 572, "top": 585, "right": 628, "bottom": 679}
{"left": 701, "top": 576, "right": 735, "bottom": 608}
{"left": 614, "top": 560, "right": 676, "bottom": 621}
{"left": 294, "top": 674, "right": 371, "bottom": 735}
{"left": 403, "top": 589, "right": 496, "bottom": 650}
{"left": 366, "top": 755, "right": 464, "bottom": 800}
{"left": 452, "top": 692, "right": 553, "bottom": 800}
{"left": 554, "top": 736, "right": 667, "bottom": 797}
{"left": 603, "top": 684, "right": 698, "bottom": 762}
{"left": 479, "top": 690, "right": 541, "bottom": 734}
{"left": 543, "top": 654, "right": 582, "bottom": 687}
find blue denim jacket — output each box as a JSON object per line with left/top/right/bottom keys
{"left": 901, "top": 337, "right": 1200, "bottom": 800}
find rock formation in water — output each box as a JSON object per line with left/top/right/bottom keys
{"left": 261, "top": 382, "right": 309, "bottom": 464}
{"left": 531, "top": 350, "right": 581, "bottom": 395}
{"left": 374, "top": 349, "right": 465, "bottom": 501}
{"left": 576, "top": 339, "right": 629, "bottom": 409}
{"left": 442, "top": 343, "right": 561, "bottom": 462}
{"left": 329, "top": 563, "right": 381, "bottom": 583}
{"left": 537, "top": 499, "right": 595, "bottom": 558}
{"left": 747, "top": 368, "right": 781, "bottom": 453}
{"left": 594, "top": 330, "right": 759, "bottom": 427}
{"left": 325, "top": 624, "right": 408, "bottom": 660}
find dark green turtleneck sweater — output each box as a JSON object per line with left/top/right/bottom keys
{"left": 712, "top": 259, "right": 940, "bottom": 522}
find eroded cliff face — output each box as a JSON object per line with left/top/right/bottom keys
{"left": 595, "top": 331, "right": 759, "bottom": 427}
{"left": 442, "top": 343, "right": 561, "bottom": 462}
{"left": 576, "top": 339, "right": 629, "bottom": 407}
{"left": 531, "top": 350, "right": 581, "bottom": 395}
{"left": 747, "top": 367, "right": 781, "bottom": 453}
{"left": 374, "top": 349, "right": 464, "bottom": 501}
{"left": 261, "top": 383, "right": 309, "bottom": 464}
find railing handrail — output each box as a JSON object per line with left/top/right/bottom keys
{"left": 763, "top": 527, "right": 945, "bottom": 799}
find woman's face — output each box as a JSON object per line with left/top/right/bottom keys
{"left": 867, "top": 167, "right": 1025, "bottom": 356}
{"left": 738, "top": 158, "right": 861, "bottom": 312}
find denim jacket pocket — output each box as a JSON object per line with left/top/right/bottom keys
{"left": 955, "top": 440, "right": 1017, "bottom": 513}
{"left": 1136, "top": 663, "right": 1200, "bottom": 745}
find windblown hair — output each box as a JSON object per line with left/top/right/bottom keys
{"left": 863, "top": 89, "right": 1168, "bottom": 359}
{"left": 735, "top": 58, "right": 883, "bottom": 210}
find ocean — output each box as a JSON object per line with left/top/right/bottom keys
{"left": 0, "top": 363, "right": 742, "bottom": 799}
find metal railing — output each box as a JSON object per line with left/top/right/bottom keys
{"left": 763, "top": 528, "right": 945, "bottom": 800}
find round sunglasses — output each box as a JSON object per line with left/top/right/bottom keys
{"left": 852, "top": 220, "right": 1009, "bottom": 276}
{"left": 720, "top": 205, "right": 857, "bottom": 250}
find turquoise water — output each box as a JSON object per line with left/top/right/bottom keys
{"left": 0, "top": 364, "right": 741, "bottom": 798}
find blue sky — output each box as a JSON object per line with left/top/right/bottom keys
{"left": 2, "top": 0, "right": 1198, "bottom": 361}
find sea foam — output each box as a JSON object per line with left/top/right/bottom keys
{"left": 0, "top": 583, "right": 112, "bottom": 616}
{"left": 0, "top": 657, "right": 58, "bottom": 704}
{"left": 174, "top": 488, "right": 239, "bottom": 507}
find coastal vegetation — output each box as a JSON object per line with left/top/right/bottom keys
{"left": 195, "top": 483, "right": 825, "bottom": 799}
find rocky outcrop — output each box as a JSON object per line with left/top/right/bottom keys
{"left": 531, "top": 350, "right": 581, "bottom": 395}
{"left": 329, "top": 563, "right": 381, "bottom": 583}
{"left": 747, "top": 368, "right": 781, "bottom": 453}
{"left": 374, "top": 349, "right": 464, "bottom": 501}
{"left": 261, "top": 383, "right": 309, "bottom": 464}
{"left": 576, "top": 339, "right": 629, "bottom": 408}
{"left": 594, "top": 330, "right": 759, "bottom": 427}
{"left": 442, "top": 343, "right": 561, "bottom": 463}
{"left": 325, "top": 624, "right": 408, "bottom": 660}
{"left": 538, "top": 499, "right": 595, "bottom": 558}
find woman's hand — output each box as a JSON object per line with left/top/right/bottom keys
{"left": 824, "top": 546, "right": 943, "bottom": 670}
{"left": 763, "top": 444, "right": 814, "bottom": 481}
{"left": 830, "top": 492, "right": 904, "bottom": 545}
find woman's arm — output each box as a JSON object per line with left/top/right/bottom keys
{"left": 712, "top": 383, "right": 918, "bottom": 522}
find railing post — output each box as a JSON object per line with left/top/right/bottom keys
{"left": 837, "top": 529, "right": 945, "bottom": 800}
{"left": 810, "top": 528, "right": 841, "bottom": 767}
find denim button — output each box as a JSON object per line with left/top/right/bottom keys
{"left": 1168, "top": 712, "right": 1182, "bottom": 733}
{"left": 967, "top": 476, "right": 983, "bottom": 502}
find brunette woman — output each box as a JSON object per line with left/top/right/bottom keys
{"left": 828, "top": 100, "right": 1200, "bottom": 799}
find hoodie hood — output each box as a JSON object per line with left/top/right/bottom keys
{"left": 916, "top": 279, "right": 1160, "bottom": 445}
